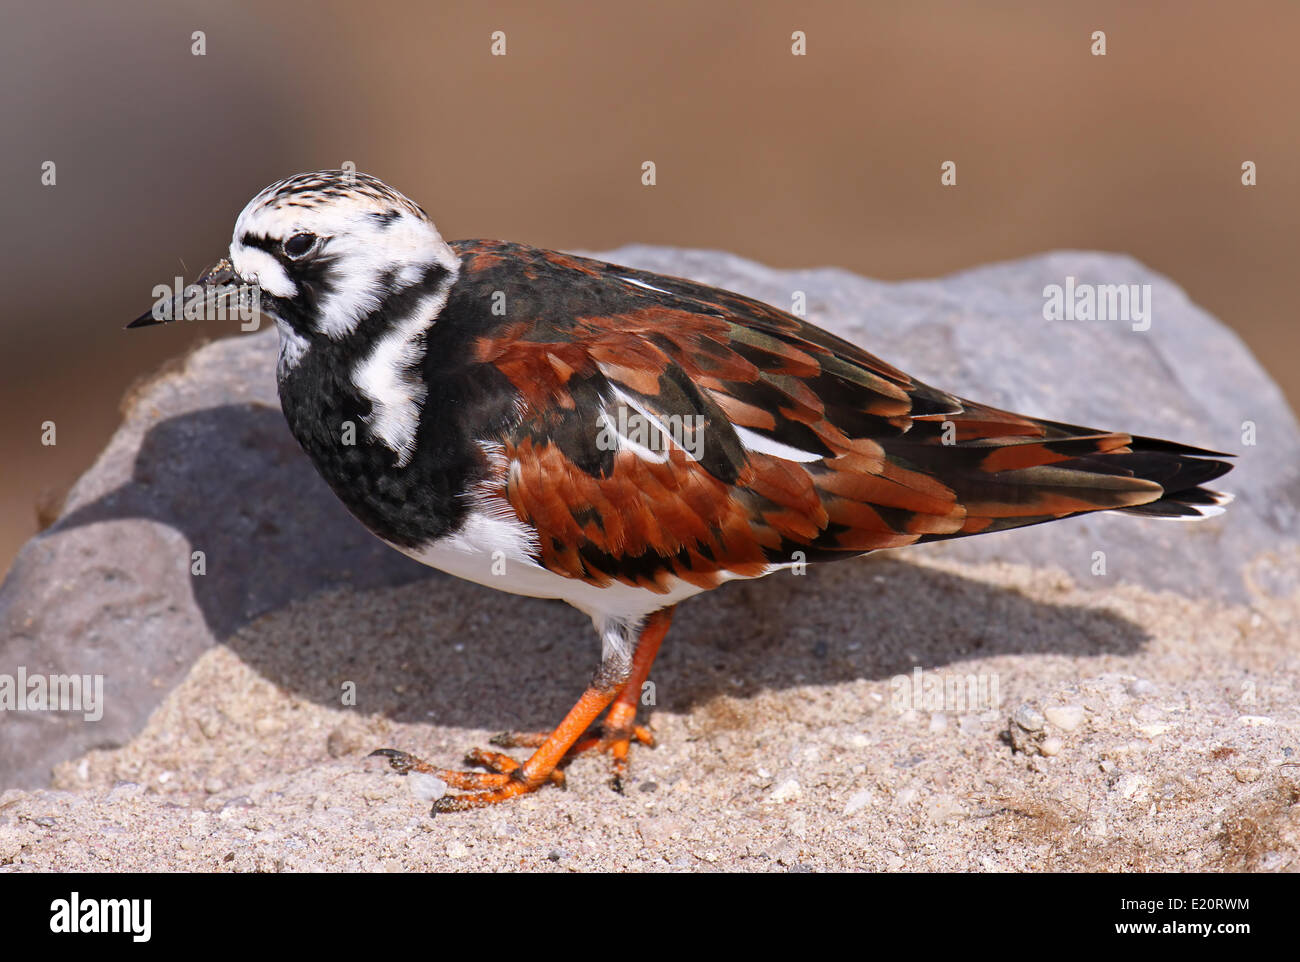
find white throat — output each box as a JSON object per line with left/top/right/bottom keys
{"left": 274, "top": 322, "right": 310, "bottom": 379}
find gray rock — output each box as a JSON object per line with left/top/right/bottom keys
{"left": 0, "top": 333, "right": 432, "bottom": 789}
{"left": 1, "top": 248, "right": 1296, "bottom": 788}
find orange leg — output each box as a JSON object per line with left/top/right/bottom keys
{"left": 491, "top": 612, "right": 663, "bottom": 791}
{"left": 595, "top": 608, "right": 667, "bottom": 791}
{"left": 372, "top": 606, "right": 674, "bottom": 812}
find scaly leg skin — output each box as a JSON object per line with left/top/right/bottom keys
{"left": 491, "top": 608, "right": 666, "bottom": 792}
{"left": 371, "top": 606, "right": 674, "bottom": 812}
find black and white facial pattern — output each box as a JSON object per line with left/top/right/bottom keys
{"left": 228, "top": 171, "right": 461, "bottom": 464}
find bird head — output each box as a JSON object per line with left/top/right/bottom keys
{"left": 128, "top": 170, "right": 460, "bottom": 365}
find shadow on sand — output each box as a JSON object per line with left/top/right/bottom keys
{"left": 57, "top": 404, "right": 1149, "bottom": 731}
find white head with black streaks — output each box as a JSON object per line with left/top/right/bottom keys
{"left": 229, "top": 170, "right": 459, "bottom": 346}
{"left": 230, "top": 170, "right": 460, "bottom": 463}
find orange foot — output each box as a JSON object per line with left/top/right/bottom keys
{"left": 369, "top": 744, "right": 567, "bottom": 811}
{"left": 491, "top": 698, "right": 657, "bottom": 794}
{"left": 371, "top": 607, "right": 672, "bottom": 812}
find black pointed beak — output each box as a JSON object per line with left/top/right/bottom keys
{"left": 126, "top": 259, "right": 252, "bottom": 329}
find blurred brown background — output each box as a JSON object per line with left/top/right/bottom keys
{"left": 2, "top": 0, "right": 1296, "bottom": 577}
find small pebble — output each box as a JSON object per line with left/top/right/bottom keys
{"left": 769, "top": 779, "right": 802, "bottom": 803}
{"left": 1238, "top": 715, "right": 1274, "bottom": 727}
{"left": 842, "top": 790, "right": 872, "bottom": 816}
{"left": 253, "top": 716, "right": 280, "bottom": 736}
{"left": 1044, "top": 704, "right": 1085, "bottom": 732}
{"left": 408, "top": 772, "right": 448, "bottom": 802}
{"left": 928, "top": 797, "right": 962, "bottom": 825}
{"left": 1040, "top": 736, "right": 1063, "bottom": 757}
{"left": 769, "top": 842, "right": 800, "bottom": 866}
{"left": 1135, "top": 725, "right": 1172, "bottom": 739}
{"left": 1013, "top": 704, "right": 1045, "bottom": 732}
{"left": 197, "top": 715, "right": 222, "bottom": 739}
{"left": 959, "top": 714, "right": 985, "bottom": 736}
{"left": 637, "top": 817, "right": 685, "bottom": 847}
{"left": 1118, "top": 774, "right": 1146, "bottom": 799}
{"left": 445, "top": 840, "right": 469, "bottom": 859}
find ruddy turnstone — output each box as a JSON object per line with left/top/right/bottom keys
{"left": 129, "top": 170, "right": 1232, "bottom": 811}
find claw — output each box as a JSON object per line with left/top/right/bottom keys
{"left": 369, "top": 748, "right": 431, "bottom": 775}
{"left": 370, "top": 747, "right": 516, "bottom": 791}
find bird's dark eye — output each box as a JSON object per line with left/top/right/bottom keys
{"left": 283, "top": 232, "right": 317, "bottom": 258}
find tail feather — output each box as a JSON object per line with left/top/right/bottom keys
{"left": 1065, "top": 435, "right": 1233, "bottom": 520}
{"left": 893, "top": 402, "right": 1235, "bottom": 542}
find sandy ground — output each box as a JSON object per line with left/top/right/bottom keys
{"left": 2, "top": 553, "right": 1297, "bottom": 872}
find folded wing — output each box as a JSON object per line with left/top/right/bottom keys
{"left": 453, "top": 241, "right": 1232, "bottom": 591}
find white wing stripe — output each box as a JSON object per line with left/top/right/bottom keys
{"left": 733, "top": 424, "right": 824, "bottom": 462}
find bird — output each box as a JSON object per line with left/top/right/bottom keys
{"left": 128, "top": 170, "right": 1233, "bottom": 812}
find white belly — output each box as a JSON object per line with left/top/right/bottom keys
{"left": 388, "top": 507, "right": 709, "bottom": 625}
